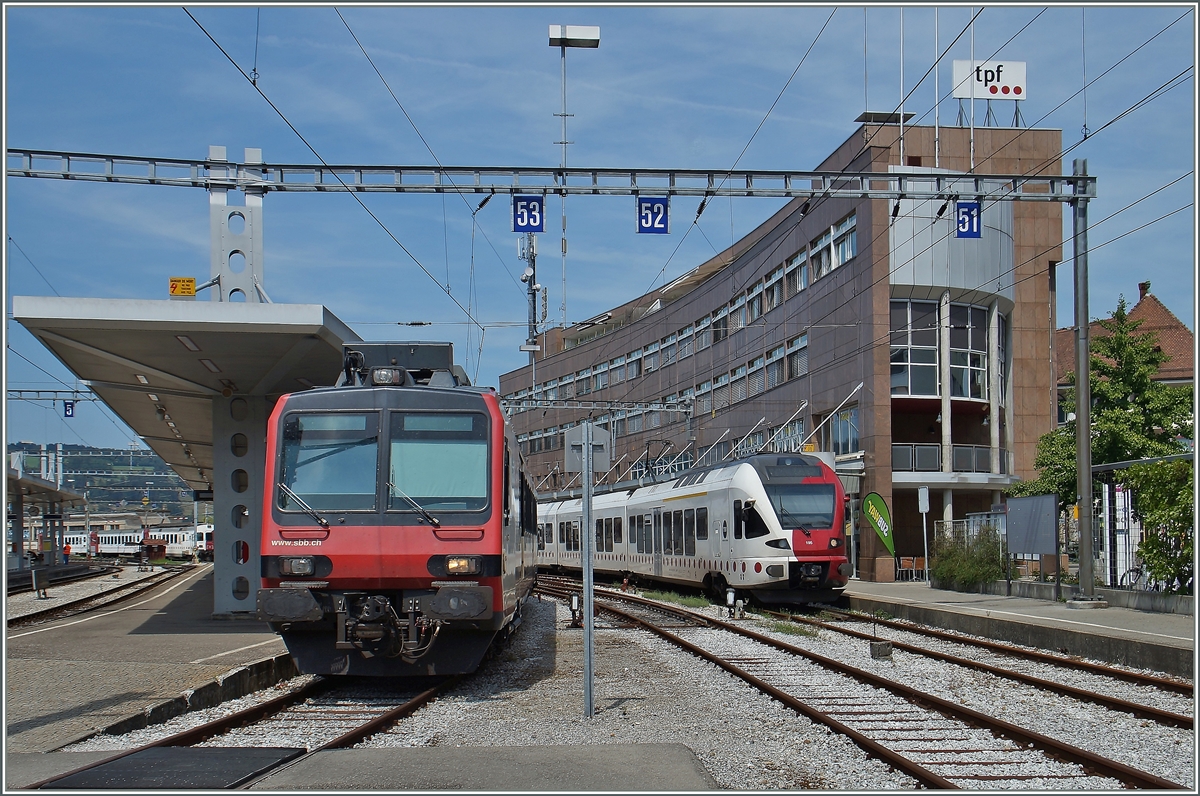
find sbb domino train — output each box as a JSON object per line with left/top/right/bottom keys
{"left": 256, "top": 343, "right": 538, "bottom": 677}
{"left": 537, "top": 454, "right": 850, "bottom": 605}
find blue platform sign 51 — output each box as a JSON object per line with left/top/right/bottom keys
{"left": 636, "top": 196, "right": 669, "bottom": 234}
{"left": 512, "top": 195, "right": 545, "bottom": 233}
{"left": 956, "top": 201, "right": 982, "bottom": 238}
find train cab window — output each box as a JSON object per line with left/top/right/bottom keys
{"left": 684, "top": 509, "right": 696, "bottom": 556}
{"left": 672, "top": 510, "right": 684, "bottom": 556}
{"left": 613, "top": 516, "right": 622, "bottom": 545}
{"left": 697, "top": 507, "right": 709, "bottom": 540}
{"left": 744, "top": 503, "right": 770, "bottom": 539}
{"left": 280, "top": 412, "right": 379, "bottom": 511}
{"left": 387, "top": 412, "right": 488, "bottom": 513}
{"left": 733, "top": 500, "right": 744, "bottom": 539}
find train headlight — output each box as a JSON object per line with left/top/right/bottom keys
{"left": 279, "top": 557, "right": 315, "bottom": 576}
{"left": 446, "top": 555, "right": 481, "bottom": 575}
{"left": 765, "top": 538, "right": 790, "bottom": 549}
{"left": 371, "top": 367, "right": 407, "bottom": 385}
{"left": 829, "top": 537, "right": 841, "bottom": 548}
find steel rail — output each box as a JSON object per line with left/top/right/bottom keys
{"left": 23, "top": 678, "right": 333, "bottom": 790}
{"left": 536, "top": 583, "right": 953, "bottom": 788}
{"left": 6, "top": 567, "right": 189, "bottom": 627}
{"left": 7, "top": 148, "right": 1096, "bottom": 201}
{"left": 233, "top": 675, "right": 463, "bottom": 789}
{"left": 540, "top": 584, "right": 1186, "bottom": 790}
{"left": 823, "top": 606, "right": 1193, "bottom": 696}
{"left": 760, "top": 608, "right": 1193, "bottom": 729}
{"left": 6, "top": 564, "right": 117, "bottom": 596}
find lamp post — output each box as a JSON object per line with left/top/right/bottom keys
{"left": 548, "top": 24, "right": 600, "bottom": 330}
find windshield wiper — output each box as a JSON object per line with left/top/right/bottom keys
{"left": 279, "top": 484, "right": 329, "bottom": 528}
{"left": 388, "top": 481, "right": 441, "bottom": 528}
{"left": 779, "top": 509, "right": 811, "bottom": 536}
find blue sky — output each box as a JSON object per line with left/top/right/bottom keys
{"left": 5, "top": 3, "right": 1196, "bottom": 450}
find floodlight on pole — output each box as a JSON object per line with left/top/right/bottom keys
{"left": 549, "top": 24, "right": 600, "bottom": 331}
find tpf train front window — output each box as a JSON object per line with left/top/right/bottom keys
{"left": 279, "top": 413, "right": 379, "bottom": 511}
{"left": 388, "top": 412, "right": 488, "bottom": 512}
{"left": 764, "top": 484, "right": 836, "bottom": 530}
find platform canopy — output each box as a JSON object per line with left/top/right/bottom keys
{"left": 12, "top": 296, "right": 360, "bottom": 493}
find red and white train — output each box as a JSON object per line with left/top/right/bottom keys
{"left": 256, "top": 343, "right": 538, "bottom": 677}
{"left": 536, "top": 453, "right": 850, "bottom": 605}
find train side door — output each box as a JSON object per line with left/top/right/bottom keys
{"left": 652, "top": 508, "right": 663, "bottom": 577}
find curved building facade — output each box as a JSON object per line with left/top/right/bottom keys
{"left": 500, "top": 121, "right": 1063, "bottom": 582}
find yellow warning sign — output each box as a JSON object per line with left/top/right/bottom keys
{"left": 801, "top": 443, "right": 816, "bottom": 453}
{"left": 142, "top": 496, "right": 150, "bottom": 506}
{"left": 169, "top": 277, "right": 196, "bottom": 297}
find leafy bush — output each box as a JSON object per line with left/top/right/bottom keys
{"left": 930, "top": 527, "right": 1008, "bottom": 591}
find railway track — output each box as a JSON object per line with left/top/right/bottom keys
{"left": 27, "top": 676, "right": 461, "bottom": 789}
{"left": 755, "top": 607, "right": 1193, "bottom": 729}
{"left": 7, "top": 566, "right": 195, "bottom": 628}
{"left": 537, "top": 580, "right": 1187, "bottom": 790}
{"left": 6, "top": 565, "right": 118, "bottom": 596}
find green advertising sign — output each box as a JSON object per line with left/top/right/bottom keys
{"left": 862, "top": 492, "right": 895, "bottom": 557}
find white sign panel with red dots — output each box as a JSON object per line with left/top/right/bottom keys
{"left": 952, "top": 60, "right": 1027, "bottom": 100}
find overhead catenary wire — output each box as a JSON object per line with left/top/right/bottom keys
{"left": 183, "top": 7, "right": 485, "bottom": 339}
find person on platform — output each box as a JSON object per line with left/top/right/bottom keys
{"left": 63, "top": 543, "right": 72, "bottom": 565}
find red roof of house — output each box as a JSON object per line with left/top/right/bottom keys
{"left": 1055, "top": 282, "right": 1194, "bottom": 385}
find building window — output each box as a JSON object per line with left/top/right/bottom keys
{"left": 712, "top": 308, "right": 729, "bottom": 343}
{"left": 811, "top": 230, "right": 832, "bottom": 280}
{"left": 949, "top": 304, "right": 988, "bottom": 399}
{"left": 747, "top": 284, "right": 764, "bottom": 323}
{"left": 997, "top": 314, "right": 1008, "bottom": 400}
{"left": 643, "top": 343, "right": 659, "bottom": 373}
{"left": 833, "top": 213, "right": 857, "bottom": 267}
{"left": 593, "top": 367, "right": 608, "bottom": 391}
{"left": 696, "top": 380, "right": 712, "bottom": 414}
{"left": 695, "top": 316, "right": 712, "bottom": 350}
{"left": 712, "top": 374, "right": 730, "bottom": 410}
{"left": 764, "top": 266, "right": 784, "bottom": 312}
{"left": 775, "top": 418, "right": 805, "bottom": 452}
{"left": 786, "top": 333, "right": 808, "bottom": 379}
{"left": 576, "top": 369, "right": 592, "bottom": 396}
{"left": 823, "top": 405, "right": 860, "bottom": 456}
{"left": 890, "top": 300, "right": 939, "bottom": 396}
{"left": 661, "top": 333, "right": 677, "bottom": 366}
{"left": 766, "top": 345, "right": 785, "bottom": 389}
{"left": 747, "top": 356, "right": 765, "bottom": 397}
{"left": 678, "top": 325, "right": 694, "bottom": 360}
{"left": 786, "top": 250, "right": 809, "bottom": 297}
{"left": 728, "top": 296, "right": 746, "bottom": 333}
{"left": 730, "top": 365, "right": 748, "bottom": 403}
{"left": 627, "top": 351, "right": 642, "bottom": 380}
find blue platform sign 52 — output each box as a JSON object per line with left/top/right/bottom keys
{"left": 636, "top": 196, "right": 669, "bottom": 234}
{"left": 956, "top": 201, "right": 982, "bottom": 238}
{"left": 512, "top": 195, "right": 545, "bottom": 233}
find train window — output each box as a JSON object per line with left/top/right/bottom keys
{"left": 280, "top": 412, "right": 379, "bottom": 511}
{"left": 613, "top": 516, "right": 622, "bottom": 545}
{"left": 734, "top": 500, "right": 744, "bottom": 539}
{"left": 388, "top": 412, "right": 488, "bottom": 512}
{"left": 572, "top": 521, "right": 580, "bottom": 551}
{"left": 595, "top": 519, "right": 603, "bottom": 551}
{"left": 684, "top": 509, "right": 696, "bottom": 556}
{"left": 558, "top": 522, "right": 565, "bottom": 546}
{"left": 661, "top": 511, "right": 672, "bottom": 555}
{"left": 653, "top": 512, "right": 662, "bottom": 555}
{"left": 764, "top": 483, "right": 836, "bottom": 529}
{"left": 744, "top": 503, "right": 770, "bottom": 539}
{"left": 633, "top": 515, "right": 642, "bottom": 553}
{"left": 673, "top": 510, "right": 684, "bottom": 556}
{"left": 697, "top": 507, "right": 708, "bottom": 540}
{"left": 603, "top": 518, "right": 613, "bottom": 552}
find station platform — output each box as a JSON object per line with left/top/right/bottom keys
{"left": 844, "top": 579, "right": 1195, "bottom": 678}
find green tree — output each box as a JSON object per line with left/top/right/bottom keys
{"left": 1010, "top": 296, "right": 1193, "bottom": 592}
{"left": 1010, "top": 296, "right": 1193, "bottom": 509}
{"left": 1122, "top": 460, "right": 1193, "bottom": 594}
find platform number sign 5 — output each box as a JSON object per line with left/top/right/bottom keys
{"left": 512, "top": 195, "right": 545, "bottom": 233}
{"left": 636, "top": 197, "right": 669, "bottom": 234}
{"left": 956, "top": 201, "right": 982, "bottom": 238}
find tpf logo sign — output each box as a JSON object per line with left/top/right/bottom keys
{"left": 953, "top": 60, "right": 1027, "bottom": 100}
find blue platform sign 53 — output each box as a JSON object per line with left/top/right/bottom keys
{"left": 956, "top": 201, "right": 982, "bottom": 238}
{"left": 636, "top": 196, "right": 669, "bottom": 234}
{"left": 512, "top": 195, "right": 545, "bottom": 233}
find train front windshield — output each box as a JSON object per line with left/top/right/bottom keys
{"left": 279, "top": 413, "right": 380, "bottom": 511}
{"left": 764, "top": 484, "right": 837, "bottom": 530}
{"left": 388, "top": 412, "right": 489, "bottom": 511}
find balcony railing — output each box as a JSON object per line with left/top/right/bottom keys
{"left": 892, "top": 444, "right": 1007, "bottom": 475}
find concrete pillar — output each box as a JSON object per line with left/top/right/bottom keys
{"left": 10, "top": 488, "right": 25, "bottom": 569}
{"left": 989, "top": 302, "right": 1001, "bottom": 473}
{"left": 939, "top": 291, "right": 952, "bottom": 473}
{"left": 212, "top": 395, "right": 268, "bottom": 617}
{"left": 942, "top": 487, "right": 953, "bottom": 528}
